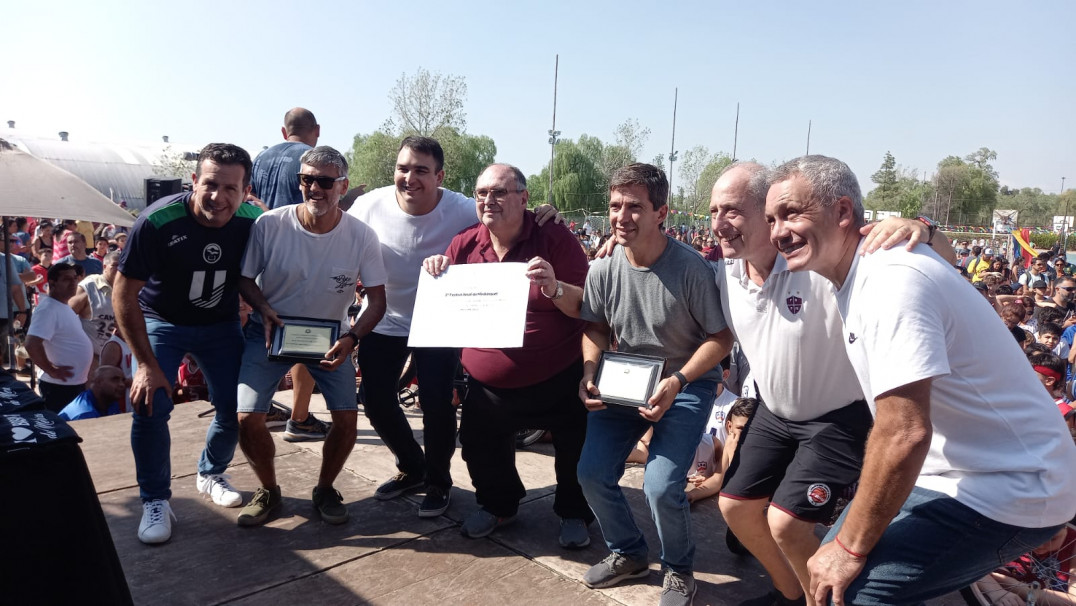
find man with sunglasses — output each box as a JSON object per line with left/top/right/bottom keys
{"left": 347, "top": 136, "right": 560, "bottom": 518}
{"left": 234, "top": 146, "right": 386, "bottom": 526}
{"left": 1019, "top": 257, "right": 1053, "bottom": 295}
{"left": 249, "top": 107, "right": 329, "bottom": 444}
{"left": 116, "top": 143, "right": 261, "bottom": 545}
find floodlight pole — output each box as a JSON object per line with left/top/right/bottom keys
{"left": 547, "top": 55, "right": 561, "bottom": 206}
{"left": 668, "top": 88, "right": 679, "bottom": 222}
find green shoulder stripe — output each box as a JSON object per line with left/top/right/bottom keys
{"left": 146, "top": 200, "right": 189, "bottom": 229}
{"left": 235, "top": 204, "right": 263, "bottom": 220}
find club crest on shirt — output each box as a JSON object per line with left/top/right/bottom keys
{"left": 203, "top": 243, "right": 222, "bottom": 264}
{"left": 786, "top": 292, "right": 803, "bottom": 315}
{"left": 806, "top": 483, "right": 831, "bottom": 506}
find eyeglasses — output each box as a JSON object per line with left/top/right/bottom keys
{"left": 474, "top": 188, "right": 523, "bottom": 201}
{"left": 1059, "top": 286, "right": 1076, "bottom": 292}
{"left": 297, "top": 174, "right": 346, "bottom": 189}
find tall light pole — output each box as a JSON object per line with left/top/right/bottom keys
{"left": 806, "top": 120, "right": 812, "bottom": 155}
{"left": 1062, "top": 176, "right": 1068, "bottom": 254}
{"left": 547, "top": 54, "right": 560, "bottom": 206}
{"left": 668, "top": 88, "right": 679, "bottom": 221}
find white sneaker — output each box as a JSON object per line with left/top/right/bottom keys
{"left": 138, "top": 499, "right": 176, "bottom": 544}
{"left": 196, "top": 472, "right": 243, "bottom": 508}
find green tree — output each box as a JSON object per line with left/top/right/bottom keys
{"left": 870, "top": 151, "right": 898, "bottom": 207}
{"left": 346, "top": 126, "right": 399, "bottom": 190}
{"left": 437, "top": 127, "right": 496, "bottom": 195}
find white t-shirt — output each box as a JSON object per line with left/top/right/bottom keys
{"left": 720, "top": 256, "right": 864, "bottom": 421}
{"left": 241, "top": 206, "right": 387, "bottom": 331}
{"left": 347, "top": 186, "right": 478, "bottom": 336}
{"left": 78, "top": 273, "right": 115, "bottom": 355}
{"left": 28, "top": 295, "right": 94, "bottom": 385}
{"left": 836, "top": 241, "right": 1076, "bottom": 528}
{"left": 705, "top": 386, "right": 739, "bottom": 446}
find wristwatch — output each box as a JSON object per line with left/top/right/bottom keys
{"left": 542, "top": 281, "right": 564, "bottom": 300}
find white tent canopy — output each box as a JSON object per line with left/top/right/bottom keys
{"left": 0, "top": 139, "right": 135, "bottom": 226}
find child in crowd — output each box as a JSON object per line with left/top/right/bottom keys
{"left": 1040, "top": 322, "right": 1071, "bottom": 359}
{"left": 969, "top": 524, "right": 1076, "bottom": 605}
{"left": 685, "top": 397, "right": 758, "bottom": 503}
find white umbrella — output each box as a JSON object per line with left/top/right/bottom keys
{"left": 0, "top": 138, "right": 135, "bottom": 226}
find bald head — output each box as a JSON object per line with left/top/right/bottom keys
{"left": 90, "top": 365, "right": 127, "bottom": 404}
{"left": 283, "top": 108, "right": 320, "bottom": 146}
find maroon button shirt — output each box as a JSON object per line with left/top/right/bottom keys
{"left": 445, "top": 211, "right": 588, "bottom": 388}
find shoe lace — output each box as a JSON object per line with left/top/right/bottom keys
{"left": 251, "top": 488, "right": 272, "bottom": 506}
{"left": 145, "top": 500, "right": 167, "bottom": 524}
{"left": 390, "top": 471, "right": 409, "bottom": 482}
{"left": 208, "top": 473, "right": 235, "bottom": 494}
{"left": 663, "top": 571, "right": 689, "bottom": 594}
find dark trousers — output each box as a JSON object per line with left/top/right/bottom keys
{"left": 39, "top": 380, "right": 85, "bottom": 413}
{"left": 460, "top": 359, "right": 592, "bottom": 521}
{"left": 358, "top": 331, "right": 458, "bottom": 489}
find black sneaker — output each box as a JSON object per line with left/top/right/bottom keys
{"left": 417, "top": 486, "right": 450, "bottom": 518}
{"left": 375, "top": 472, "right": 425, "bottom": 500}
{"left": 660, "top": 569, "right": 696, "bottom": 606}
{"left": 582, "top": 552, "right": 649, "bottom": 589}
{"left": 312, "top": 486, "right": 348, "bottom": 525}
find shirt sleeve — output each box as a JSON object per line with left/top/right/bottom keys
{"left": 239, "top": 216, "right": 268, "bottom": 280}
{"left": 117, "top": 218, "right": 159, "bottom": 281}
{"left": 356, "top": 227, "right": 387, "bottom": 288}
{"left": 580, "top": 258, "right": 609, "bottom": 325}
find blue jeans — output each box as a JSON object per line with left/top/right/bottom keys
{"left": 131, "top": 318, "right": 244, "bottom": 502}
{"left": 577, "top": 380, "right": 716, "bottom": 574}
{"left": 236, "top": 321, "right": 356, "bottom": 413}
{"left": 825, "top": 486, "right": 1064, "bottom": 605}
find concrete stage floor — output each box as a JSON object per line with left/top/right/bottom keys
{"left": 75, "top": 389, "right": 964, "bottom": 605}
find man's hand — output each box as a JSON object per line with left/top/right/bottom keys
{"left": 595, "top": 237, "right": 617, "bottom": 259}
{"left": 533, "top": 204, "right": 564, "bottom": 226}
{"left": 808, "top": 541, "right": 867, "bottom": 606}
{"left": 319, "top": 337, "right": 354, "bottom": 371}
{"left": 130, "top": 364, "right": 172, "bottom": 416}
{"left": 423, "top": 254, "right": 451, "bottom": 277}
{"left": 579, "top": 377, "right": 606, "bottom": 411}
{"left": 525, "top": 257, "right": 558, "bottom": 295}
{"left": 859, "top": 217, "right": 928, "bottom": 255}
{"left": 259, "top": 305, "right": 283, "bottom": 349}
{"left": 640, "top": 376, "right": 679, "bottom": 422}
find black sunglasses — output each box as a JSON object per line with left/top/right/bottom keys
{"left": 297, "top": 174, "right": 346, "bottom": 189}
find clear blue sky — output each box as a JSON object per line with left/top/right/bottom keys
{"left": 3, "top": 0, "right": 1073, "bottom": 195}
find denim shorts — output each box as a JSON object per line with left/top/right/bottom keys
{"left": 236, "top": 321, "right": 356, "bottom": 414}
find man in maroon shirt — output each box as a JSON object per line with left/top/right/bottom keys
{"left": 423, "top": 163, "right": 593, "bottom": 548}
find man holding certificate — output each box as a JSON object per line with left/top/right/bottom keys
{"left": 234, "top": 146, "right": 387, "bottom": 527}
{"left": 571, "top": 163, "right": 733, "bottom": 606}
{"left": 422, "top": 163, "right": 593, "bottom": 547}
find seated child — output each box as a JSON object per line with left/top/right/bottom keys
{"left": 685, "top": 397, "right": 758, "bottom": 504}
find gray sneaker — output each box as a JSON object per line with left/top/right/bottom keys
{"left": 558, "top": 517, "right": 590, "bottom": 549}
{"left": 237, "top": 486, "right": 282, "bottom": 527}
{"left": 283, "top": 414, "right": 331, "bottom": 442}
{"left": 659, "top": 569, "right": 696, "bottom": 606}
{"left": 459, "top": 508, "right": 515, "bottom": 538}
{"left": 582, "top": 552, "right": 649, "bottom": 588}
{"left": 265, "top": 401, "right": 292, "bottom": 429}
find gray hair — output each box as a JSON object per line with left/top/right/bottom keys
{"left": 481, "top": 163, "right": 527, "bottom": 190}
{"left": 718, "top": 162, "right": 770, "bottom": 211}
{"left": 300, "top": 146, "right": 348, "bottom": 177}
{"left": 770, "top": 155, "right": 863, "bottom": 226}
{"left": 103, "top": 250, "right": 122, "bottom": 265}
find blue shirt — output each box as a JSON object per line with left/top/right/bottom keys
{"left": 118, "top": 193, "right": 261, "bottom": 325}
{"left": 57, "top": 255, "right": 103, "bottom": 275}
{"left": 58, "top": 390, "right": 121, "bottom": 421}
{"left": 250, "top": 141, "right": 311, "bottom": 210}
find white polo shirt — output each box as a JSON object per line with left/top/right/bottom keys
{"left": 347, "top": 186, "right": 478, "bottom": 337}
{"left": 719, "top": 255, "right": 863, "bottom": 421}
{"left": 837, "top": 240, "right": 1076, "bottom": 528}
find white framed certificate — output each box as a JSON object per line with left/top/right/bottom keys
{"left": 594, "top": 351, "right": 666, "bottom": 408}
{"left": 408, "top": 262, "right": 530, "bottom": 348}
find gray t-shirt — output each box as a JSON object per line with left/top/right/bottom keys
{"left": 581, "top": 236, "right": 728, "bottom": 383}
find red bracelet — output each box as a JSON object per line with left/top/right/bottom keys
{"left": 835, "top": 535, "right": 866, "bottom": 559}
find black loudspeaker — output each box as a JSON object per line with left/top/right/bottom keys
{"left": 145, "top": 178, "right": 182, "bottom": 205}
